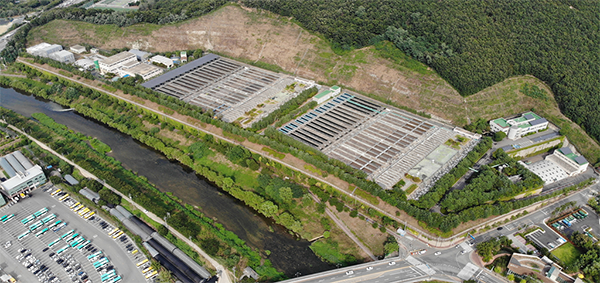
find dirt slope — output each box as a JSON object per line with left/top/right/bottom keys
{"left": 27, "top": 4, "right": 600, "bottom": 161}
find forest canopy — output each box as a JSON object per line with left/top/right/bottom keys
{"left": 242, "top": 0, "right": 600, "bottom": 160}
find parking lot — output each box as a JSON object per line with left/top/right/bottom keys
{"left": 0, "top": 186, "right": 148, "bottom": 283}
{"left": 549, "top": 208, "right": 599, "bottom": 240}
{"left": 526, "top": 227, "right": 564, "bottom": 251}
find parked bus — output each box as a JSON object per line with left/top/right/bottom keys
{"left": 76, "top": 240, "right": 90, "bottom": 250}
{"left": 60, "top": 229, "right": 75, "bottom": 239}
{"left": 2, "top": 214, "right": 15, "bottom": 223}
{"left": 69, "top": 202, "right": 80, "bottom": 209}
{"left": 17, "top": 230, "right": 31, "bottom": 240}
{"left": 84, "top": 212, "right": 95, "bottom": 220}
{"left": 136, "top": 259, "right": 148, "bottom": 267}
{"left": 33, "top": 207, "right": 48, "bottom": 217}
{"left": 48, "top": 238, "right": 61, "bottom": 248}
{"left": 58, "top": 194, "right": 69, "bottom": 201}
{"left": 29, "top": 221, "right": 43, "bottom": 231}
{"left": 78, "top": 208, "right": 90, "bottom": 216}
{"left": 65, "top": 233, "right": 79, "bottom": 243}
{"left": 0, "top": 215, "right": 8, "bottom": 221}
{"left": 108, "top": 228, "right": 119, "bottom": 236}
{"left": 145, "top": 271, "right": 157, "bottom": 279}
{"left": 112, "top": 231, "right": 124, "bottom": 239}
{"left": 142, "top": 267, "right": 153, "bottom": 274}
{"left": 53, "top": 222, "right": 67, "bottom": 232}
{"left": 112, "top": 276, "right": 122, "bottom": 283}
{"left": 50, "top": 189, "right": 61, "bottom": 196}
{"left": 73, "top": 204, "right": 84, "bottom": 213}
{"left": 41, "top": 214, "right": 56, "bottom": 224}
{"left": 48, "top": 220, "right": 62, "bottom": 230}
{"left": 87, "top": 251, "right": 102, "bottom": 260}
{"left": 56, "top": 245, "right": 69, "bottom": 255}
{"left": 35, "top": 227, "right": 49, "bottom": 237}
{"left": 21, "top": 215, "right": 35, "bottom": 225}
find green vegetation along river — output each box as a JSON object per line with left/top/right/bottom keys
{"left": 0, "top": 86, "right": 332, "bottom": 276}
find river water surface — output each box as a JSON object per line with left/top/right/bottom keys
{"left": 0, "top": 86, "right": 332, "bottom": 277}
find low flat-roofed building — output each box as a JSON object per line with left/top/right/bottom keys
{"left": 0, "top": 151, "right": 46, "bottom": 202}
{"left": 98, "top": 51, "right": 137, "bottom": 75}
{"left": 26, "top": 42, "right": 63, "bottom": 58}
{"left": 313, "top": 85, "right": 341, "bottom": 104}
{"left": 150, "top": 55, "right": 174, "bottom": 68}
{"left": 490, "top": 112, "right": 549, "bottom": 140}
{"left": 49, "top": 50, "right": 75, "bottom": 63}
{"left": 524, "top": 147, "right": 588, "bottom": 185}
{"left": 70, "top": 44, "right": 86, "bottom": 54}
{"left": 546, "top": 147, "right": 588, "bottom": 176}
{"left": 120, "top": 63, "right": 162, "bottom": 80}
{"left": 75, "top": 58, "right": 95, "bottom": 70}
{"left": 129, "top": 49, "right": 150, "bottom": 61}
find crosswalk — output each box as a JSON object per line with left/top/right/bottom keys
{"left": 457, "top": 263, "right": 479, "bottom": 280}
{"left": 406, "top": 256, "right": 435, "bottom": 275}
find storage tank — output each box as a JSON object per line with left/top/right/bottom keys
{"left": 508, "top": 126, "right": 519, "bottom": 140}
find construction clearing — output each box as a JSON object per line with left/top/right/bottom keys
{"left": 142, "top": 54, "right": 309, "bottom": 126}
{"left": 279, "top": 92, "right": 476, "bottom": 190}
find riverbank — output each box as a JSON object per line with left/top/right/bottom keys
{"left": 4, "top": 122, "right": 235, "bottom": 283}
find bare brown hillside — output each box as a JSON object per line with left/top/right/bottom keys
{"left": 27, "top": 4, "right": 600, "bottom": 161}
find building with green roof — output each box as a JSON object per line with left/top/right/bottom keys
{"left": 313, "top": 85, "right": 341, "bottom": 104}
{"left": 489, "top": 112, "right": 548, "bottom": 140}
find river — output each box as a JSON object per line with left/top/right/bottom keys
{"left": 0, "top": 86, "right": 332, "bottom": 277}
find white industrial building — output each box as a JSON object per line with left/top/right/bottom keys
{"left": 75, "top": 58, "right": 95, "bottom": 70}
{"left": 119, "top": 63, "right": 162, "bottom": 80}
{"left": 70, "top": 44, "right": 86, "bottom": 54}
{"left": 490, "top": 112, "right": 548, "bottom": 140}
{"left": 129, "top": 49, "right": 151, "bottom": 61}
{"left": 523, "top": 147, "right": 589, "bottom": 184}
{"left": 26, "top": 43, "right": 63, "bottom": 58}
{"left": 49, "top": 50, "right": 75, "bottom": 63}
{"left": 150, "top": 55, "right": 174, "bottom": 68}
{"left": 0, "top": 151, "right": 47, "bottom": 203}
{"left": 312, "top": 85, "right": 341, "bottom": 104}
{"left": 98, "top": 51, "right": 138, "bottom": 75}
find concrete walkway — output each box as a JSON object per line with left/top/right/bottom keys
{"left": 7, "top": 124, "right": 233, "bottom": 283}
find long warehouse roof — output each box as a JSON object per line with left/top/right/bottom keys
{"left": 141, "top": 53, "right": 220, "bottom": 89}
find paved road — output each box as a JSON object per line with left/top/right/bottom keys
{"left": 7, "top": 124, "right": 233, "bottom": 283}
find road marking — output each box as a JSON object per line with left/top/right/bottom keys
{"left": 457, "top": 263, "right": 479, "bottom": 280}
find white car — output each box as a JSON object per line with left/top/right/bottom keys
{"left": 366, "top": 266, "right": 373, "bottom": 271}
{"left": 461, "top": 250, "right": 467, "bottom": 255}
{"left": 345, "top": 270, "right": 354, "bottom": 275}
{"left": 434, "top": 251, "right": 441, "bottom": 256}
{"left": 389, "top": 261, "right": 396, "bottom": 266}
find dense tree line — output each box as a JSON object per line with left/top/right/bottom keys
{"left": 0, "top": 94, "right": 283, "bottom": 280}
{"left": 415, "top": 137, "right": 492, "bottom": 209}
{"left": 439, "top": 149, "right": 543, "bottom": 212}
{"left": 5, "top": 62, "right": 596, "bottom": 235}
{"left": 242, "top": 0, "right": 600, "bottom": 164}
{"left": 572, "top": 231, "right": 600, "bottom": 280}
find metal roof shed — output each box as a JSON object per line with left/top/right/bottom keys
{"left": 64, "top": 174, "right": 79, "bottom": 186}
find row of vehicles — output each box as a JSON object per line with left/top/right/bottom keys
{"left": 16, "top": 248, "right": 59, "bottom": 283}
{"left": 52, "top": 188, "right": 122, "bottom": 283}
{"left": 551, "top": 209, "right": 589, "bottom": 230}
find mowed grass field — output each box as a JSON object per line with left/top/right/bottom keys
{"left": 551, "top": 242, "right": 582, "bottom": 267}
